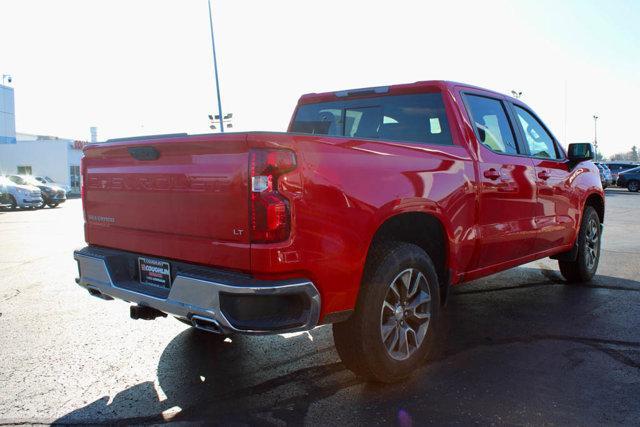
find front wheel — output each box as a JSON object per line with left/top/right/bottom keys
{"left": 559, "top": 206, "right": 601, "bottom": 283}
{"left": 333, "top": 242, "right": 440, "bottom": 383}
{"left": 628, "top": 180, "right": 639, "bottom": 192}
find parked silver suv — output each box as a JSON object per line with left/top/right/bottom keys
{"left": 0, "top": 176, "right": 43, "bottom": 210}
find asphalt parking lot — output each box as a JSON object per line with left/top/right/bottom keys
{"left": 1, "top": 188, "right": 639, "bottom": 425}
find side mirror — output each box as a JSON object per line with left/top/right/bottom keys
{"left": 567, "top": 143, "right": 594, "bottom": 162}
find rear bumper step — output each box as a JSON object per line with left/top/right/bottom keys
{"left": 73, "top": 246, "right": 321, "bottom": 335}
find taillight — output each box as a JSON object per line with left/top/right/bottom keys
{"left": 249, "top": 149, "right": 296, "bottom": 243}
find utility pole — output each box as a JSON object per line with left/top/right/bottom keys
{"left": 207, "top": 0, "right": 224, "bottom": 133}
{"left": 593, "top": 115, "right": 599, "bottom": 160}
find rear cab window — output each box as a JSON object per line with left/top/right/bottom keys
{"left": 291, "top": 93, "right": 453, "bottom": 145}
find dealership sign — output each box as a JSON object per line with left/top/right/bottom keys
{"left": 72, "top": 140, "right": 88, "bottom": 150}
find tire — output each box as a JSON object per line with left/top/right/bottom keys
{"left": 47, "top": 203, "right": 59, "bottom": 208}
{"left": 9, "top": 195, "right": 17, "bottom": 210}
{"left": 559, "top": 206, "right": 601, "bottom": 283}
{"left": 333, "top": 242, "right": 440, "bottom": 383}
{"left": 628, "top": 180, "right": 639, "bottom": 192}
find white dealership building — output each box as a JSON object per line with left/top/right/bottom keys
{"left": 0, "top": 84, "right": 16, "bottom": 145}
{"left": 0, "top": 83, "right": 85, "bottom": 194}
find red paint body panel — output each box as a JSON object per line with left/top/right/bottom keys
{"left": 81, "top": 81, "right": 604, "bottom": 321}
{"left": 83, "top": 133, "right": 251, "bottom": 271}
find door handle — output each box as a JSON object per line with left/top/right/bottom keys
{"left": 538, "top": 170, "right": 551, "bottom": 180}
{"left": 483, "top": 168, "right": 501, "bottom": 180}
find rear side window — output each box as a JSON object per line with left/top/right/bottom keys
{"left": 514, "top": 106, "right": 560, "bottom": 159}
{"left": 464, "top": 95, "right": 518, "bottom": 155}
{"left": 291, "top": 93, "right": 453, "bottom": 145}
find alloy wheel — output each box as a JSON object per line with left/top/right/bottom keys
{"left": 585, "top": 217, "right": 600, "bottom": 271}
{"left": 380, "top": 268, "right": 432, "bottom": 361}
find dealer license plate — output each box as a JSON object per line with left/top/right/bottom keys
{"left": 138, "top": 257, "right": 172, "bottom": 289}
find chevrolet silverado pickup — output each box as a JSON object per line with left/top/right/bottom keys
{"left": 74, "top": 81, "right": 604, "bottom": 382}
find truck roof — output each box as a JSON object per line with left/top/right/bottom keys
{"left": 297, "top": 80, "right": 516, "bottom": 105}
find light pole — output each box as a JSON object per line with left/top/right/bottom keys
{"left": 593, "top": 115, "right": 599, "bottom": 160}
{"left": 207, "top": 0, "right": 225, "bottom": 133}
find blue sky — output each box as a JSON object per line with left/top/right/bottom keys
{"left": 0, "top": 0, "right": 638, "bottom": 156}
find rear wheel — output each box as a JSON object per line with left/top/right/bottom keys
{"left": 628, "top": 180, "right": 639, "bottom": 192}
{"left": 559, "top": 206, "right": 601, "bottom": 283}
{"left": 333, "top": 242, "right": 440, "bottom": 383}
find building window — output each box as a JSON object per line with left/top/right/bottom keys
{"left": 17, "top": 165, "right": 32, "bottom": 175}
{"left": 69, "top": 165, "right": 81, "bottom": 191}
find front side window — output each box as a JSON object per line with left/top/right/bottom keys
{"left": 291, "top": 93, "right": 453, "bottom": 145}
{"left": 514, "top": 106, "right": 560, "bottom": 159}
{"left": 464, "top": 95, "right": 518, "bottom": 155}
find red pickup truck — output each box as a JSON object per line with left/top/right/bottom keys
{"left": 74, "top": 80, "right": 604, "bottom": 382}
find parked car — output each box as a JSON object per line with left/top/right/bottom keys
{"left": 74, "top": 80, "right": 604, "bottom": 382}
{"left": 0, "top": 185, "right": 12, "bottom": 209}
{"left": 594, "top": 162, "right": 613, "bottom": 188}
{"left": 35, "top": 176, "right": 72, "bottom": 194}
{"left": 11, "top": 175, "right": 67, "bottom": 208}
{"left": 0, "top": 176, "right": 43, "bottom": 210}
{"left": 606, "top": 162, "right": 638, "bottom": 184}
{"left": 616, "top": 166, "right": 640, "bottom": 192}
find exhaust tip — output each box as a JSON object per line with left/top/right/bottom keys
{"left": 87, "top": 288, "right": 114, "bottom": 300}
{"left": 191, "top": 315, "right": 223, "bottom": 334}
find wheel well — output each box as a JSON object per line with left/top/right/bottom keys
{"left": 585, "top": 193, "right": 604, "bottom": 223}
{"left": 370, "top": 212, "right": 448, "bottom": 300}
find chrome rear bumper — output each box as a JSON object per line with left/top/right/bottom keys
{"left": 74, "top": 246, "right": 320, "bottom": 335}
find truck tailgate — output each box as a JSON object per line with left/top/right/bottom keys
{"left": 82, "top": 133, "right": 251, "bottom": 271}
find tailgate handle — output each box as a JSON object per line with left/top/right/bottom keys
{"left": 128, "top": 146, "right": 160, "bottom": 161}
